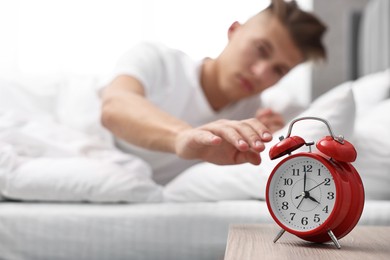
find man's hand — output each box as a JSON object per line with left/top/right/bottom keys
{"left": 174, "top": 118, "right": 272, "bottom": 165}
{"left": 255, "top": 108, "right": 285, "bottom": 133}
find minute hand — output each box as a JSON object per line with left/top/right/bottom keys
{"left": 307, "top": 180, "right": 326, "bottom": 192}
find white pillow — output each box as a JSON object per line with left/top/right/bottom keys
{"left": 352, "top": 68, "right": 390, "bottom": 118}
{"left": 352, "top": 99, "right": 390, "bottom": 200}
{"left": 163, "top": 84, "right": 356, "bottom": 202}
{"left": 260, "top": 85, "right": 306, "bottom": 122}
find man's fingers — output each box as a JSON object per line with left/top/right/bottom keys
{"left": 261, "top": 132, "right": 273, "bottom": 142}
{"left": 202, "top": 122, "right": 251, "bottom": 151}
{"left": 196, "top": 131, "right": 222, "bottom": 146}
{"left": 200, "top": 119, "right": 271, "bottom": 152}
{"left": 255, "top": 108, "right": 285, "bottom": 134}
{"left": 235, "top": 150, "right": 262, "bottom": 165}
{"left": 255, "top": 108, "right": 273, "bottom": 118}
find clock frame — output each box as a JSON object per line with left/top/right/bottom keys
{"left": 265, "top": 117, "right": 365, "bottom": 249}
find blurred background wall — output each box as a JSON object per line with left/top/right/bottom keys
{"left": 311, "top": 0, "right": 370, "bottom": 100}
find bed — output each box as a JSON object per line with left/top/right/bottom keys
{"left": 0, "top": 200, "right": 390, "bottom": 260}
{"left": 1, "top": 1, "right": 390, "bottom": 260}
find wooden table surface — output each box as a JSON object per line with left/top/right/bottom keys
{"left": 224, "top": 224, "right": 390, "bottom": 260}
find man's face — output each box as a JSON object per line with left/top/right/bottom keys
{"left": 216, "top": 13, "right": 304, "bottom": 104}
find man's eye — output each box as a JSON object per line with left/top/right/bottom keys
{"left": 257, "top": 45, "right": 269, "bottom": 58}
{"left": 274, "top": 67, "right": 285, "bottom": 76}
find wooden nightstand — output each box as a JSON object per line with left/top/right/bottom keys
{"left": 224, "top": 224, "right": 390, "bottom": 260}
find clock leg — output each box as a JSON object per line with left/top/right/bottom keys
{"left": 273, "top": 229, "right": 286, "bottom": 243}
{"left": 328, "top": 230, "right": 341, "bottom": 249}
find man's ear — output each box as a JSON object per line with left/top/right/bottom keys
{"left": 228, "top": 21, "right": 241, "bottom": 40}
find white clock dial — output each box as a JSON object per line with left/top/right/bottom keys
{"left": 268, "top": 156, "right": 336, "bottom": 231}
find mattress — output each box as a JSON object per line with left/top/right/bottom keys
{"left": 0, "top": 199, "right": 389, "bottom": 260}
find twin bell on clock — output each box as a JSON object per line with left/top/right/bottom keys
{"left": 265, "top": 116, "right": 365, "bottom": 249}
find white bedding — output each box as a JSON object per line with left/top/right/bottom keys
{"left": 0, "top": 200, "right": 389, "bottom": 260}
{"left": 1, "top": 69, "right": 390, "bottom": 202}
{"left": 0, "top": 70, "right": 389, "bottom": 260}
{"left": 0, "top": 76, "right": 163, "bottom": 203}
{"left": 0, "top": 71, "right": 359, "bottom": 203}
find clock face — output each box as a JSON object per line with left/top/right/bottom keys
{"left": 268, "top": 155, "right": 337, "bottom": 232}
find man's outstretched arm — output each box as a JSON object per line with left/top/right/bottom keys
{"left": 101, "top": 75, "right": 273, "bottom": 165}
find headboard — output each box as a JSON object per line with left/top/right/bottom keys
{"left": 347, "top": 0, "right": 390, "bottom": 80}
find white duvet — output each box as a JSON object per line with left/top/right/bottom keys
{"left": 0, "top": 76, "right": 163, "bottom": 203}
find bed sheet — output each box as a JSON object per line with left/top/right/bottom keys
{"left": 0, "top": 199, "right": 389, "bottom": 260}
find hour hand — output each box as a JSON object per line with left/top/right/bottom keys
{"left": 308, "top": 196, "right": 320, "bottom": 204}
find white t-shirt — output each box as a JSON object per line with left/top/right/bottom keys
{"left": 106, "top": 42, "right": 262, "bottom": 184}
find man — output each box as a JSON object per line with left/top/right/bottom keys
{"left": 100, "top": 0, "right": 327, "bottom": 184}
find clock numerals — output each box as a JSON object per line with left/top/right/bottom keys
{"left": 322, "top": 205, "right": 329, "bottom": 213}
{"left": 288, "top": 212, "right": 321, "bottom": 225}
{"left": 283, "top": 178, "right": 293, "bottom": 186}
{"left": 301, "top": 217, "right": 309, "bottom": 226}
{"left": 324, "top": 178, "right": 331, "bottom": 186}
{"left": 278, "top": 190, "right": 286, "bottom": 198}
{"left": 303, "top": 164, "right": 312, "bottom": 173}
{"left": 281, "top": 202, "right": 289, "bottom": 210}
{"left": 292, "top": 164, "right": 313, "bottom": 177}
{"left": 291, "top": 165, "right": 325, "bottom": 178}
{"left": 300, "top": 215, "right": 321, "bottom": 226}
{"left": 327, "top": 192, "right": 335, "bottom": 200}
{"left": 270, "top": 156, "right": 336, "bottom": 231}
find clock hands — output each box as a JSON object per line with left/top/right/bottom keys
{"left": 308, "top": 196, "right": 320, "bottom": 204}
{"left": 295, "top": 190, "right": 320, "bottom": 209}
{"left": 307, "top": 180, "right": 326, "bottom": 192}
{"left": 295, "top": 172, "right": 308, "bottom": 200}
{"left": 295, "top": 172, "right": 321, "bottom": 207}
{"left": 296, "top": 197, "right": 304, "bottom": 209}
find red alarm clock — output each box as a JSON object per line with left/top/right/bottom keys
{"left": 265, "top": 117, "right": 364, "bottom": 249}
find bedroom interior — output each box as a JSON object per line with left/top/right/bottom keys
{"left": 0, "top": 0, "right": 390, "bottom": 260}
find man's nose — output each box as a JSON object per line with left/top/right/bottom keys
{"left": 251, "top": 62, "right": 272, "bottom": 79}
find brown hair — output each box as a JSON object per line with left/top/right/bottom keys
{"left": 265, "top": 0, "right": 327, "bottom": 61}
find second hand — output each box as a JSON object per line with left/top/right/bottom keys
{"left": 307, "top": 180, "right": 326, "bottom": 192}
